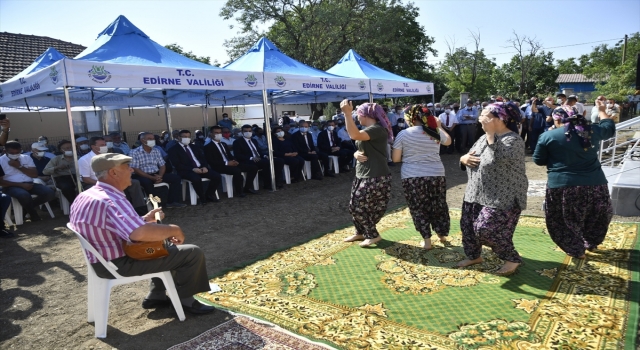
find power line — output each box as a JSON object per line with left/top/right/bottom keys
{"left": 425, "top": 37, "right": 625, "bottom": 63}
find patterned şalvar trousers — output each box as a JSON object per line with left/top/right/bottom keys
{"left": 401, "top": 176, "right": 450, "bottom": 239}
{"left": 460, "top": 201, "right": 523, "bottom": 263}
{"left": 544, "top": 184, "right": 613, "bottom": 258}
{"left": 349, "top": 174, "right": 392, "bottom": 239}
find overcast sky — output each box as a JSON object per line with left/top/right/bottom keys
{"left": 1, "top": 0, "right": 638, "bottom": 67}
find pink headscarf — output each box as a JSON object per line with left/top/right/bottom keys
{"left": 356, "top": 103, "right": 393, "bottom": 142}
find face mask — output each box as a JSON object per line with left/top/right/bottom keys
{"left": 557, "top": 99, "right": 562, "bottom": 104}
{"left": 327, "top": 126, "right": 335, "bottom": 131}
{"left": 181, "top": 138, "right": 191, "bottom": 145}
{"left": 164, "top": 134, "right": 170, "bottom": 140}
{"left": 397, "top": 123, "right": 405, "bottom": 128}
{"left": 36, "top": 151, "right": 45, "bottom": 157}
{"left": 7, "top": 154, "right": 20, "bottom": 160}
{"left": 198, "top": 135, "right": 204, "bottom": 139}
{"left": 223, "top": 116, "right": 229, "bottom": 119}
{"left": 113, "top": 142, "right": 121, "bottom": 147}
{"left": 39, "top": 140, "right": 47, "bottom": 146}
{"left": 80, "top": 144, "right": 90, "bottom": 151}
{"left": 106, "top": 142, "right": 114, "bottom": 149}
{"left": 312, "top": 126, "right": 318, "bottom": 130}
{"left": 64, "top": 151, "right": 73, "bottom": 157}
{"left": 146, "top": 140, "right": 156, "bottom": 147}
{"left": 243, "top": 132, "right": 253, "bottom": 139}
{"left": 213, "top": 134, "right": 223, "bottom": 141}
{"left": 445, "top": 109, "right": 451, "bottom": 113}
{"left": 222, "top": 132, "right": 231, "bottom": 138}
{"left": 98, "top": 146, "right": 108, "bottom": 154}
{"left": 276, "top": 131, "right": 285, "bottom": 138}
{"left": 299, "top": 127, "right": 309, "bottom": 133}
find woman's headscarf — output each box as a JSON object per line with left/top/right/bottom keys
{"left": 404, "top": 104, "right": 440, "bottom": 141}
{"left": 356, "top": 103, "right": 394, "bottom": 142}
{"left": 485, "top": 102, "right": 522, "bottom": 133}
{"left": 552, "top": 106, "right": 593, "bottom": 150}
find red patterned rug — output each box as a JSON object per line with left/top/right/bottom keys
{"left": 167, "top": 316, "right": 332, "bottom": 349}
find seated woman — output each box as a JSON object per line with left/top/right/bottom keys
{"left": 42, "top": 140, "right": 78, "bottom": 205}
{"left": 272, "top": 126, "right": 304, "bottom": 183}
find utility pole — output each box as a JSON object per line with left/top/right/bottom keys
{"left": 622, "top": 34, "right": 628, "bottom": 64}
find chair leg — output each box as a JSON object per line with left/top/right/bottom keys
{"left": 188, "top": 182, "right": 197, "bottom": 206}
{"left": 181, "top": 181, "right": 187, "bottom": 201}
{"left": 93, "top": 279, "right": 112, "bottom": 338}
{"left": 304, "top": 161, "right": 312, "bottom": 179}
{"left": 283, "top": 165, "right": 291, "bottom": 184}
{"left": 44, "top": 202, "right": 55, "bottom": 219}
{"left": 159, "top": 272, "right": 186, "bottom": 321}
{"left": 11, "top": 198, "right": 24, "bottom": 226}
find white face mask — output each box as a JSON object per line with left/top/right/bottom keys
{"left": 98, "top": 146, "right": 108, "bottom": 154}
{"left": 445, "top": 109, "right": 451, "bottom": 113}
{"left": 243, "top": 132, "right": 253, "bottom": 139}
{"left": 557, "top": 98, "right": 563, "bottom": 104}
{"left": 198, "top": 135, "right": 204, "bottom": 139}
{"left": 36, "top": 151, "right": 45, "bottom": 157}
{"left": 80, "top": 144, "right": 90, "bottom": 151}
{"left": 276, "top": 131, "right": 285, "bottom": 138}
{"left": 106, "top": 142, "right": 114, "bottom": 149}
{"left": 7, "top": 154, "right": 20, "bottom": 160}
{"left": 146, "top": 140, "right": 156, "bottom": 147}
{"left": 327, "top": 126, "right": 335, "bottom": 131}
{"left": 181, "top": 137, "right": 191, "bottom": 145}
{"left": 397, "top": 123, "right": 405, "bottom": 128}
{"left": 213, "top": 134, "right": 223, "bottom": 142}
{"left": 64, "top": 150, "right": 73, "bottom": 157}
{"left": 39, "top": 140, "right": 47, "bottom": 146}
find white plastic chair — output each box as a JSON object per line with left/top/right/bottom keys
{"left": 50, "top": 177, "right": 70, "bottom": 215}
{"left": 241, "top": 171, "right": 260, "bottom": 190}
{"left": 220, "top": 174, "right": 234, "bottom": 198}
{"left": 328, "top": 155, "right": 340, "bottom": 174}
{"left": 8, "top": 178, "right": 55, "bottom": 225}
{"left": 67, "top": 223, "right": 185, "bottom": 338}
{"left": 181, "top": 178, "right": 218, "bottom": 205}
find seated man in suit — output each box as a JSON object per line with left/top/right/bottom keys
{"left": 203, "top": 126, "right": 259, "bottom": 198}
{"left": 168, "top": 130, "right": 221, "bottom": 205}
{"left": 131, "top": 132, "right": 185, "bottom": 208}
{"left": 317, "top": 120, "right": 354, "bottom": 174}
{"left": 69, "top": 153, "right": 215, "bottom": 314}
{"left": 291, "top": 120, "right": 324, "bottom": 180}
{"left": 233, "top": 124, "right": 284, "bottom": 191}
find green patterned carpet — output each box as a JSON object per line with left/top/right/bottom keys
{"left": 199, "top": 209, "right": 639, "bottom": 349}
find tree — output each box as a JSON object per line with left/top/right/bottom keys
{"left": 220, "top": 0, "right": 436, "bottom": 81}
{"left": 165, "top": 43, "right": 217, "bottom": 66}
{"left": 437, "top": 30, "right": 496, "bottom": 101}
{"left": 556, "top": 58, "right": 582, "bottom": 74}
{"left": 492, "top": 51, "right": 558, "bottom": 99}
{"left": 507, "top": 31, "right": 542, "bottom": 96}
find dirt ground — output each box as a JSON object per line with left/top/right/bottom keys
{"left": 1, "top": 153, "right": 638, "bottom": 350}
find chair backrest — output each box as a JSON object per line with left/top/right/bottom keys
{"left": 32, "top": 178, "right": 47, "bottom": 186}
{"left": 66, "top": 223, "right": 123, "bottom": 278}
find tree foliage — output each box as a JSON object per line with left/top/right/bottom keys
{"left": 556, "top": 58, "right": 582, "bottom": 74}
{"left": 165, "top": 43, "right": 217, "bottom": 66}
{"left": 220, "top": 0, "right": 436, "bottom": 80}
{"left": 492, "top": 51, "right": 558, "bottom": 99}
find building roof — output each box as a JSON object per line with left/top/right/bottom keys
{"left": 555, "top": 73, "right": 603, "bottom": 84}
{"left": 0, "top": 32, "right": 86, "bottom": 83}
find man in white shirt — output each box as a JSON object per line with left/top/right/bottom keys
{"left": 79, "top": 136, "right": 148, "bottom": 214}
{"left": 606, "top": 98, "right": 621, "bottom": 123}
{"left": 591, "top": 95, "right": 607, "bottom": 123}
{"left": 0, "top": 141, "right": 55, "bottom": 221}
{"left": 567, "top": 95, "right": 585, "bottom": 116}
{"left": 438, "top": 107, "right": 458, "bottom": 154}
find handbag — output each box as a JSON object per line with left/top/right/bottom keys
{"left": 123, "top": 194, "right": 169, "bottom": 260}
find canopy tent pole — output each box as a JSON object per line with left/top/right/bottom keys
{"left": 202, "top": 105, "right": 209, "bottom": 132}
{"left": 369, "top": 92, "right": 373, "bottom": 103}
{"left": 262, "top": 89, "right": 276, "bottom": 191}
{"left": 64, "top": 86, "right": 83, "bottom": 194}
{"left": 162, "top": 91, "right": 173, "bottom": 135}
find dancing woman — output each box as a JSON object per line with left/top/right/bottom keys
{"left": 392, "top": 105, "right": 452, "bottom": 250}
{"left": 533, "top": 100, "right": 615, "bottom": 258}
{"left": 340, "top": 99, "right": 393, "bottom": 247}
{"left": 458, "top": 102, "right": 527, "bottom": 275}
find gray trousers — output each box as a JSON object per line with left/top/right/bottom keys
{"left": 457, "top": 124, "right": 476, "bottom": 152}
{"left": 125, "top": 179, "right": 147, "bottom": 208}
{"left": 92, "top": 244, "right": 210, "bottom": 299}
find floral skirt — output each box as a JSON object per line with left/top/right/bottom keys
{"left": 460, "top": 201, "right": 522, "bottom": 263}
{"left": 401, "top": 176, "right": 450, "bottom": 239}
{"left": 349, "top": 174, "right": 392, "bottom": 239}
{"left": 544, "top": 184, "right": 613, "bottom": 257}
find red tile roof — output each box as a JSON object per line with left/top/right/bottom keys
{"left": 0, "top": 32, "right": 86, "bottom": 83}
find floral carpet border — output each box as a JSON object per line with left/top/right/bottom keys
{"left": 199, "top": 209, "right": 639, "bottom": 349}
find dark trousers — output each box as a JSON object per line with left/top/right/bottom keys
{"left": 300, "top": 153, "right": 323, "bottom": 178}
{"left": 92, "top": 244, "right": 210, "bottom": 299}
{"left": 456, "top": 124, "right": 476, "bottom": 152}
{"left": 212, "top": 163, "right": 259, "bottom": 194}
{"left": 529, "top": 128, "right": 545, "bottom": 151}
{"left": 134, "top": 173, "right": 182, "bottom": 204}
{"left": 242, "top": 157, "right": 284, "bottom": 190}
{"left": 0, "top": 194, "right": 11, "bottom": 223}
{"left": 440, "top": 126, "right": 456, "bottom": 153}
{"left": 282, "top": 156, "right": 304, "bottom": 181}
{"left": 178, "top": 168, "right": 221, "bottom": 200}
{"left": 3, "top": 183, "right": 56, "bottom": 216}
{"left": 54, "top": 175, "right": 78, "bottom": 204}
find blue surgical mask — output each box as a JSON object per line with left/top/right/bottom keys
{"left": 299, "top": 127, "right": 309, "bottom": 133}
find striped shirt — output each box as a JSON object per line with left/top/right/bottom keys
{"left": 69, "top": 181, "right": 145, "bottom": 263}
{"left": 392, "top": 126, "right": 446, "bottom": 179}
{"left": 130, "top": 146, "right": 165, "bottom": 174}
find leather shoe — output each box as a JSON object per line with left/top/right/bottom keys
{"left": 325, "top": 172, "right": 336, "bottom": 178}
{"left": 142, "top": 298, "right": 171, "bottom": 309}
{"left": 245, "top": 189, "right": 259, "bottom": 195}
{"left": 206, "top": 195, "right": 219, "bottom": 203}
{"left": 238, "top": 192, "right": 246, "bottom": 198}
{"left": 182, "top": 300, "right": 216, "bottom": 315}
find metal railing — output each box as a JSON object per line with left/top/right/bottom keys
{"left": 599, "top": 115, "right": 640, "bottom": 167}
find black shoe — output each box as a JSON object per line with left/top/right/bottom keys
{"left": 182, "top": 300, "right": 216, "bottom": 315}
{"left": 0, "top": 228, "right": 14, "bottom": 239}
{"left": 142, "top": 298, "right": 171, "bottom": 309}
{"left": 325, "top": 172, "right": 336, "bottom": 178}
{"left": 205, "top": 195, "right": 219, "bottom": 203}
{"left": 245, "top": 188, "right": 259, "bottom": 195}
{"left": 27, "top": 211, "right": 42, "bottom": 222}
{"left": 276, "top": 182, "right": 284, "bottom": 189}
{"left": 387, "top": 162, "right": 395, "bottom": 167}
{"left": 238, "top": 192, "right": 246, "bottom": 198}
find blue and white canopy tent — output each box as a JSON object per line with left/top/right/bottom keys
{"left": 326, "top": 49, "right": 435, "bottom": 102}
